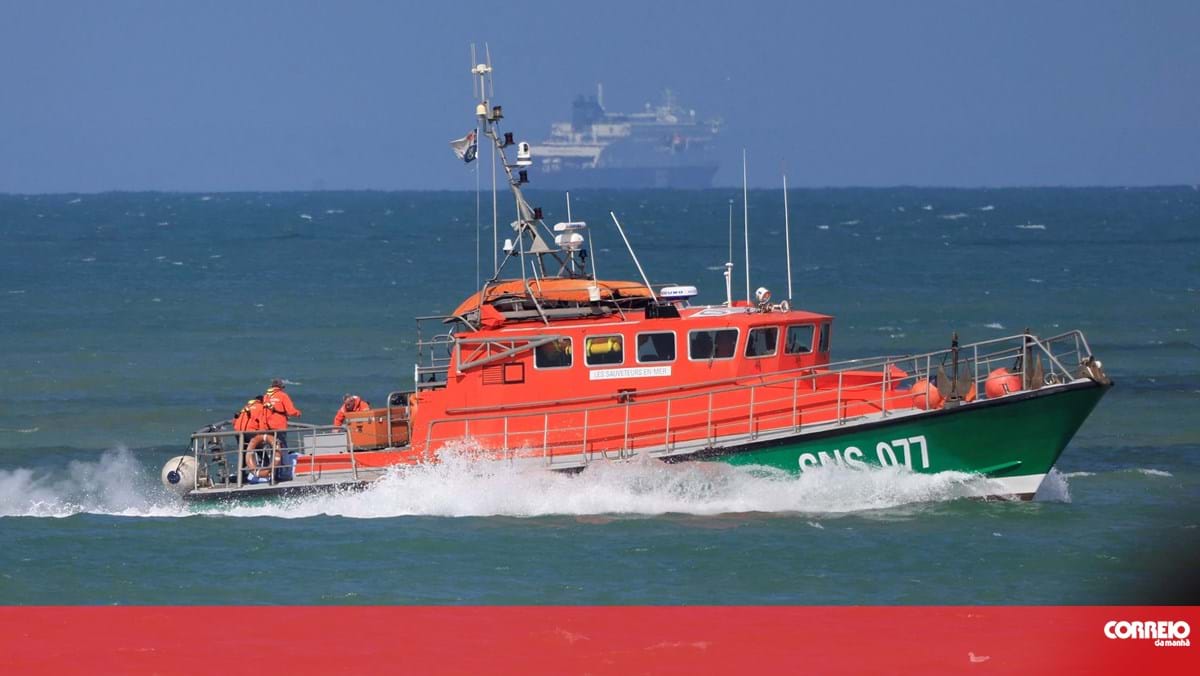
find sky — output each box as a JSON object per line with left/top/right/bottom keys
{"left": 0, "top": 0, "right": 1196, "bottom": 192}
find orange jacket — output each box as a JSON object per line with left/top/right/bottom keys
{"left": 333, "top": 396, "right": 371, "bottom": 426}
{"left": 263, "top": 387, "right": 301, "bottom": 429}
{"left": 233, "top": 399, "right": 266, "bottom": 432}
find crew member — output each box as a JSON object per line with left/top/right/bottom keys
{"left": 333, "top": 394, "right": 371, "bottom": 427}
{"left": 232, "top": 395, "right": 266, "bottom": 450}
{"left": 263, "top": 378, "right": 301, "bottom": 450}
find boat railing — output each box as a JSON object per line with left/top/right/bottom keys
{"left": 414, "top": 316, "right": 461, "bottom": 391}
{"left": 421, "top": 331, "right": 1096, "bottom": 463}
{"left": 184, "top": 422, "right": 356, "bottom": 492}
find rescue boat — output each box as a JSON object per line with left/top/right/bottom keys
{"left": 161, "top": 58, "right": 1112, "bottom": 502}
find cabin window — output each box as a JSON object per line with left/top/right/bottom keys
{"left": 688, "top": 329, "right": 738, "bottom": 360}
{"left": 785, "top": 324, "right": 814, "bottom": 355}
{"left": 534, "top": 337, "right": 573, "bottom": 369}
{"left": 819, "top": 323, "right": 831, "bottom": 353}
{"left": 636, "top": 331, "right": 676, "bottom": 363}
{"left": 585, "top": 335, "right": 624, "bottom": 366}
{"left": 745, "top": 327, "right": 778, "bottom": 358}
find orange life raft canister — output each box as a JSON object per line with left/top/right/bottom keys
{"left": 910, "top": 379, "right": 944, "bottom": 410}
{"left": 985, "top": 368, "right": 1023, "bottom": 399}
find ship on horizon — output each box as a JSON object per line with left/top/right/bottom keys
{"left": 531, "top": 86, "right": 721, "bottom": 190}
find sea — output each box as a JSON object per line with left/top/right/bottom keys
{"left": 1, "top": 187, "right": 1197, "bottom": 605}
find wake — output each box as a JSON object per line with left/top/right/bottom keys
{"left": 0, "top": 445, "right": 1048, "bottom": 520}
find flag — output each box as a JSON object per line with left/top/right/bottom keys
{"left": 450, "top": 130, "right": 477, "bottom": 163}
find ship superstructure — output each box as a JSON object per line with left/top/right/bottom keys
{"left": 532, "top": 87, "right": 722, "bottom": 189}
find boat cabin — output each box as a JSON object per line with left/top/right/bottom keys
{"left": 412, "top": 279, "right": 833, "bottom": 419}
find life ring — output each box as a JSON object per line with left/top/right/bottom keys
{"left": 247, "top": 433, "right": 280, "bottom": 452}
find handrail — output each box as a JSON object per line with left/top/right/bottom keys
{"left": 421, "top": 330, "right": 1095, "bottom": 461}
{"left": 187, "top": 423, "right": 357, "bottom": 491}
{"left": 442, "top": 331, "right": 1089, "bottom": 416}
{"left": 190, "top": 422, "right": 348, "bottom": 441}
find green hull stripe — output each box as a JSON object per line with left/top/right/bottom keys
{"left": 691, "top": 381, "right": 1108, "bottom": 478}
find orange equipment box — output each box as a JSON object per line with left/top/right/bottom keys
{"left": 345, "top": 408, "right": 410, "bottom": 450}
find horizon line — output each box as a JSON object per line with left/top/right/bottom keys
{"left": 2, "top": 183, "right": 1198, "bottom": 197}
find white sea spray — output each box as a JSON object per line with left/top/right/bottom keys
{"left": 0, "top": 442, "right": 1030, "bottom": 520}
{"left": 0, "top": 448, "right": 179, "bottom": 518}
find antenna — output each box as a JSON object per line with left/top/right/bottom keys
{"left": 470, "top": 44, "right": 478, "bottom": 99}
{"left": 491, "top": 136, "right": 498, "bottom": 273}
{"left": 783, "top": 170, "right": 793, "bottom": 301}
{"left": 470, "top": 44, "right": 481, "bottom": 290}
{"left": 725, "top": 199, "right": 733, "bottom": 306}
{"left": 486, "top": 45, "right": 498, "bottom": 274}
{"left": 469, "top": 44, "right": 499, "bottom": 275}
{"left": 742, "top": 148, "right": 750, "bottom": 303}
{"left": 484, "top": 43, "right": 494, "bottom": 98}
{"left": 727, "top": 199, "right": 733, "bottom": 265}
{"left": 609, "top": 212, "right": 658, "bottom": 302}
{"left": 475, "top": 128, "right": 481, "bottom": 290}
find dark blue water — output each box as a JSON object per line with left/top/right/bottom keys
{"left": 1, "top": 188, "right": 1198, "bottom": 603}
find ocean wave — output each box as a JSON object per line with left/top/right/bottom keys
{"left": 0, "top": 444, "right": 1020, "bottom": 520}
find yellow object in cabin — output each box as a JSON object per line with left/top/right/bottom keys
{"left": 586, "top": 336, "right": 622, "bottom": 356}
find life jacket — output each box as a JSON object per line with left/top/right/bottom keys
{"left": 233, "top": 399, "right": 265, "bottom": 432}
{"left": 263, "top": 387, "right": 301, "bottom": 429}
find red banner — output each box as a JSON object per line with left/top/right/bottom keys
{"left": 2, "top": 606, "right": 1195, "bottom": 674}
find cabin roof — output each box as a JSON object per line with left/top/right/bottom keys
{"left": 452, "top": 278, "right": 654, "bottom": 317}
{"left": 470, "top": 303, "right": 832, "bottom": 335}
